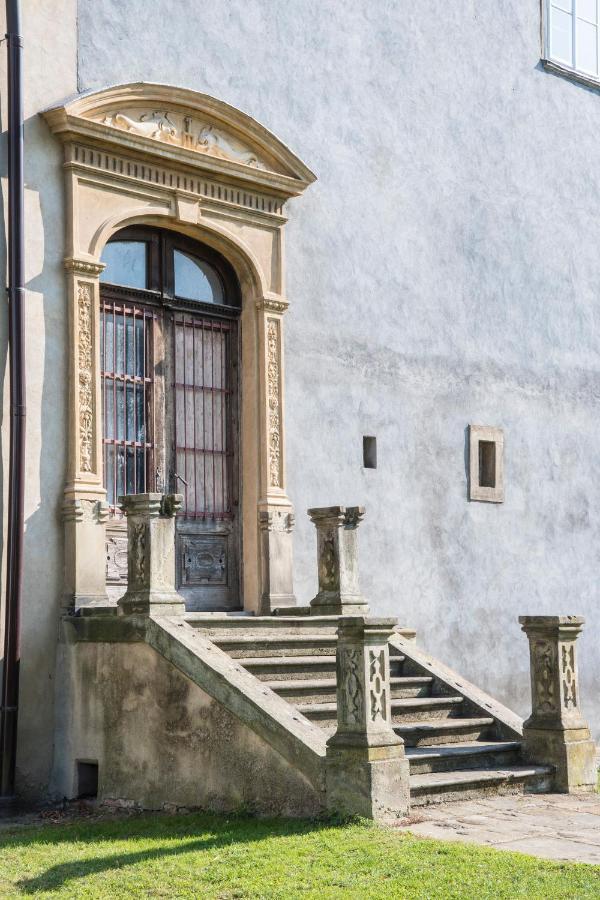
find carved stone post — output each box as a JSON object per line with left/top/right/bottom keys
{"left": 308, "top": 506, "right": 369, "bottom": 615}
{"left": 326, "top": 617, "right": 410, "bottom": 821}
{"left": 62, "top": 258, "right": 109, "bottom": 609}
{"left": 256, "top": 297, "right": 296, "bottom": 613}
{"left": 118, "top": 493, "right": 186, "bottom": 616}
{"left": 519, "top": 616, "right": 596, "bottom": 792}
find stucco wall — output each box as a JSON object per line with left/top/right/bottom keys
{"left": 53, "top": 640, "right": 321, "bottom": 816}
{"left": 75, "top": 0, "right": 600, "bottom": 736}
{"left": 0, "top": 0, "right": 77, "bottom": 796}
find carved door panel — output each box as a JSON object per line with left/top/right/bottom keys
{"left": 166, "top": 310, "right": 240, "bottom": 610}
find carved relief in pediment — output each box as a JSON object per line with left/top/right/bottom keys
{"left": 93, "top": 108, "right": 269, "bottom": 170}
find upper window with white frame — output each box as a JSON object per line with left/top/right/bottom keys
{"left": 546, "top": 0, "right": 600, "bottom": 80}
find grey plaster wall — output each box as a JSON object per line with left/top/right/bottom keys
{"left": 0, "top": 0, "right": 77, "bottom": 795}
{"left": 76, "top": 0, "right": 600, "bottom": 737}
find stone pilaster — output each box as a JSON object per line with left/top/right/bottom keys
{"left": 258, "top": 509, "right": 296, "bottom": 614}
{"left": 519, "top": 615, "right": 596, "bottom": 792}
{"left": 256, "top": 295, "right": 296, "bottom": 612}
{"left": 308, "top": 506, "right": 369, "bottom": 615}
{"left": 63, "top": 258, "right": 109, "bottom": 609}
{"left": 118, "top": 493, "right": 186, "bottom": 616}
{"left": 326, "top": 616, "right": 409, "bottom": 821}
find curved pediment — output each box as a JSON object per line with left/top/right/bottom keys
{"left": 44, "top": 82, "right": 316, "bottom": 197}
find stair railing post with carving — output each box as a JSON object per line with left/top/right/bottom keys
{"left": 308, "top": 506, "right": 369, "bottom": 616}
{"left": 519, "top": 615, "right": 596, "bottom": 792}
{"left": 118, "top": 493, "right": 186, "bottom": 616}
{"left": 325, "top": 616, "right": 410, "bottom": 821}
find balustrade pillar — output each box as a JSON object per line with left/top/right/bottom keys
{"left": 118, "top": 493, "right": 185, "bottom": 616}
{"left": 519, "top": 615, "right": 596, "bottom": 792}
{"left": 325, "top": 616, "right": 410, "bottom": 821}
{"left": 308, "top": 506, "right": 369, "bottom": 615}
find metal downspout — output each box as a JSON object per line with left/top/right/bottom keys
{"left": 0, "top": 0, "right": 24, "bottom": 800}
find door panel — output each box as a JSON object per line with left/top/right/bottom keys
{"left": 169, "top": 311, "right": 239, "bottom": 610}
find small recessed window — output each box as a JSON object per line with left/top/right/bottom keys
{"left": 363, "top": 436, "right": 377, "bottom": 469}
{"left": 174, "top": 250, "right": 224, "bottom": 304}
{"left": 545, "top": 0, "right": 600, "bottom": 82}
{"left": 100, "top": 241, "right": 147, "bottom": 289}
{"left": 469, "top": 426, "right": 504, "bottom": 503}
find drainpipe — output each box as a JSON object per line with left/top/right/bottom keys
{"left": 0, "top": 0, "right": 24, "bottom": 800}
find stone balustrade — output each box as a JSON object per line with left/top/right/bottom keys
{"left": 308, "top": 505, "right": 369, "bottom": 616}
{"left": 519, "top": 615, "right": 596, "bottom": 792}
{"left": 325, "top": 616, "right": 410, "bottom": 821}
{"left": 118, "top": 493, "right": 186, "bottom": 616}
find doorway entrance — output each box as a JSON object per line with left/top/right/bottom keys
{"left": 100, "top": 226, "right": 241, "bottom": 610}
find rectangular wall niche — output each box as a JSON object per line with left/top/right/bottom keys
{"left": 468, "top": 425, "right": 504, "bottom": 503}
{"left": 363, "top": 436, "right": 377, "bottom": 469}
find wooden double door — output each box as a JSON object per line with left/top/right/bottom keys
{"left": 101, "top": 226, "right": 241, "bottom": 610}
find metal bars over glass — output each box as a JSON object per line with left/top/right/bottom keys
{"left": 101, "top": 299, "right": 156, "bottom": 508}
{"left": 173, "top": 313, "right": 234, "bottom": 520}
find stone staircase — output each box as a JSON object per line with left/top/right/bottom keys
{"left": 185, "top": 613, "right": 553, "bottom": 806}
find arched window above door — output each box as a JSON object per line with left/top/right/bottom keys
{"left": 99, "top": 226, "right": 240, "bottom": 310}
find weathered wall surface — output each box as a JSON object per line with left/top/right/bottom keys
{"left": 53, "top": 640, "right": 321, "bottom": 816}
{"left": 75, "top": 0, "right": 600, "bottom": 737}
{"left": 0, "top": 0, "right": 77, "bottom": 796}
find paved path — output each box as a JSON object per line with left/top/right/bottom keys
{"left": 397, "top": 793, "right": 600, "bottom": 864}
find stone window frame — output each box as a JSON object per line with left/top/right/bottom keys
{"left": 468, "top": 424, "right": 504, "bottom": 504}
{"left": 43, "top": 82, "right": 316, "bottom": 614}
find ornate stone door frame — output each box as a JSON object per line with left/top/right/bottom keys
{"left": 44, "top": 82, "right": 316, "bottom": 613}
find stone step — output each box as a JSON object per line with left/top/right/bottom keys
{"left": 409, "top": 765, "right": 553, "bottom": 806}
{"left": 212, "top": 634, "right": 339, "bottom": 658}
{"left": 395, "top": 716, "right": 495, "bottom": 747}
{"left": 238, "top": 654, "right": 406, "bottom": 680}
{"left": 185, "top": 614, "right": 341, "bottom": 636}
{"left": 406, "top": 741, "right": 523, "bottom": 775}
{"left": 265, "top": 675, "right": 433, "bottom": 704}
{"left": 297, "top": 695, "right": 464, "bottom": 727}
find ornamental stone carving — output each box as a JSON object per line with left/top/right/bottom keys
{"left": 77, "top": 282, "right": 94, "bottom": 474}
{"left": 98, "top": 109, "right": 268, "bottom": 170}
{"left": 519, "top": 616, "right": 596, "bottom": 792}
{"left": 267, "top": 319, "right": 282, "bottom": 488}
{"left": 326, "top": 616, "right": 409, "bottom": 822}
{"left": 308, "top": 506, "right": 369, "bottom": 615}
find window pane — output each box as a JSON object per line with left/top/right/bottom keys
{"left": 174, "top": 250, "right": 224, "bottom": 304}
{"left": 576, "top": 19, "right": 598, "bottom": 72}
{"left": 551, "top": 7, "right": 574, "bottom": 63}
{"left": 578, "top": 0, "right": 597, "bottom": 23}
{"left": 552, "top": 0, "right": 573, "bottom": 12}
{"left": 100, "top": 241, "right": 147, "bottom": 289}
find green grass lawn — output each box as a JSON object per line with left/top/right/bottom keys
{"left": 0, "top": 810, "right": 598, "bottom": 899}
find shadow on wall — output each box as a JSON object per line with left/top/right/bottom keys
{"left": 0, "top": 109, "right": 69, "bottom": 791}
